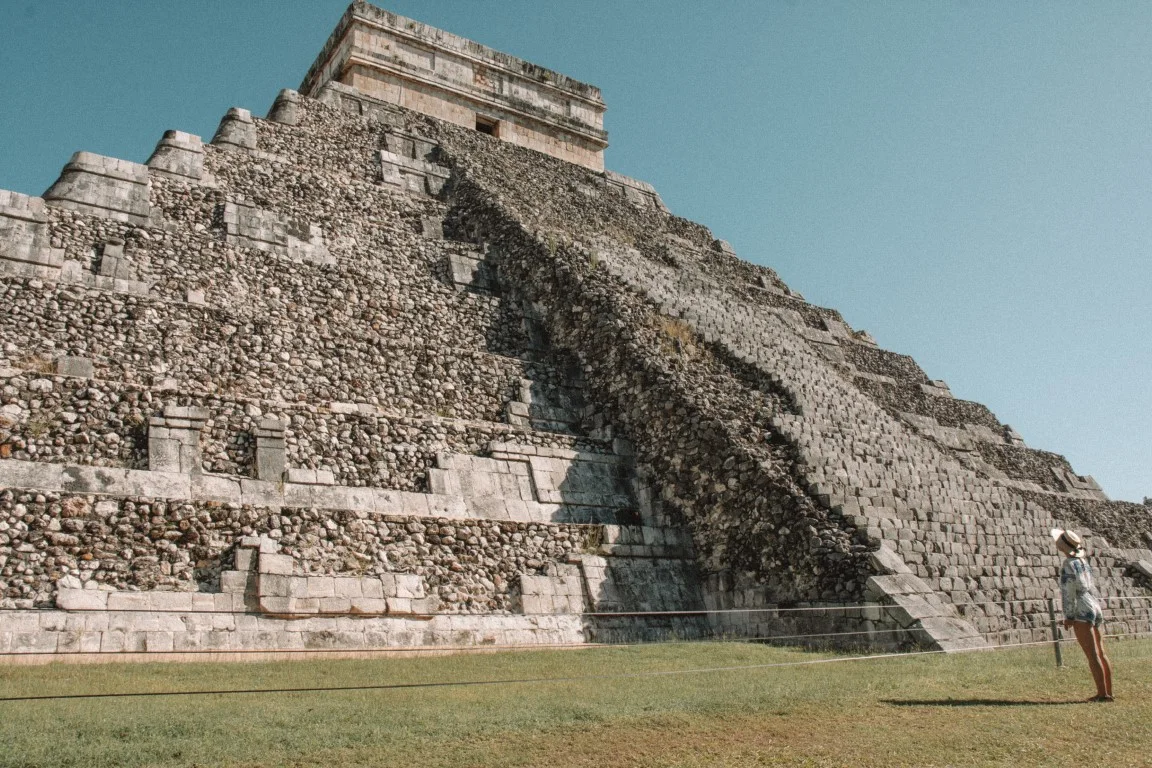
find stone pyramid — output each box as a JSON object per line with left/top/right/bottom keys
{"left": 1, "top": 2, "right": 1150, "bottom": 657}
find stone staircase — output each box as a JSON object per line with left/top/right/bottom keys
{"left": 591, "top": 241, "right": 1152, "bottom": 646}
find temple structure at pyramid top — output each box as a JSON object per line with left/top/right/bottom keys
{"left": 300, "top": 1, "right": 609, "bottom": 170}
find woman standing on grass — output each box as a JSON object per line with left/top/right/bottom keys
{"left": 1052, "top": 528, "right": 1113, "bottom": 702}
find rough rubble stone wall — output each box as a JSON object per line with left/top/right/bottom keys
{"left": 0, "top": 487, "right": 602, "bottom": 612}
{"left": 0, "top": 370, "right": 604, "bottom": 487}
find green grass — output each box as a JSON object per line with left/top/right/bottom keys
{"left": 1, "top": 639, "right": 1150, "bottom": 767}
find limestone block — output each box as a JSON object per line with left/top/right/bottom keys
{"left": 147, "top": 592, "right": 195, "bottom": 612}
{"left": 305, "top": 577, "right": 335, "bottom": 599}
{"left": 258, "top": 553, "right": 295, "bottom": 576}
{"left": 917, "top": 617, "right": 989, "bottom": 652}
{"left": 147, "top": 130, "right": 206, "bottom": 180}
{"left": 333, "top": 578, "right": 363, "bottom": 598}
{"left": 106, "top": 592, "right": 154, "bottom": 612}
{"left": 96, "top": 239, "right": 138, "bottom": 281}
{"left": 284, "top": 468, "right": 317, "bottom": 484}
{"left": 258, "top": 574, "right": 294, "bottom": 598}
{"left": 240, "top": 479, "right": 284, "bottom": 507}
{"left": 286, "top": 224, "right": 336, "bottom": 266}
{"left": 447, "top": 251, "right": 493, "bottom": 292}
{"left": 426, "top": 467, "right": 460, "bottom": 495}
{"left": 56, "top": 588, "right": 109, "bottom": 611}
{"left": 292, "top": 598, "right": 319, "bottom": 613}
{"left": 393, "top": 574, "right": 425, "bottom": 599}
{"left": 421, "top": 215, "right": 444, "bottom": 239}
{"left": 467, "top": 496, "right": 510, "bottom": 519}
{"left": 396, "top": 492, "right": 430, "bottom": 516}
{"left": 886, "top": 594, "right": 940, "bottom": 625}
{"left": 267, "top": 89, "right": 302, "bottom": 125}
{"left": 44, "top": 151, "right": 151, "bottom": 224}
{"left": 148, "top": 406, "right": 209, "bottom": 475}
{"left": 374, "top": 572, "right": 401, "bottom": 598}
{"left": 319, "top": 597, "right": 352, "bottom": 613}
{"left": 212, "top": 107, "right": 257, "bottom": 150}
{"left": 220, "top": 571, "right": 250, "bottom": 594}
{"left": 349, "top": 597, "right": 388, "bottom": 614}
{"left": 869, "top": 544, "right": 912, "bottom": 576}
{"left": 387, "top": 597, "right": 413, "bottom": 614}
{"left": 259, "top": 596, "right": 293, "bottom": 614}
{"left": 920, "top": 381, "right": 954, "bottom": 399}
{"left": 254, "top": 417, "right": 287, "bottom": 482}
{"left": 865, "top": 573, "right": 934, "bottom": 599}
{"left": 54, "top": 356, "right": 94, "bottom": 379}
{"left": 519, "top": 594, "right": 550, "bottom": 614}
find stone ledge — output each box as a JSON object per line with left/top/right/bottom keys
{"left": 0, "top": 460, "right": 686, "bottom": 557}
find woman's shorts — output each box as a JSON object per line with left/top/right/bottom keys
{"left": 1070, "top": 608, "right": 1104, "bottom": 627}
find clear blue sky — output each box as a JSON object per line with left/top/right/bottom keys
{"left": 1, "top": 1, "right": 1148, "bottom": 502}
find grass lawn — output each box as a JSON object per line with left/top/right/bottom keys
{"left": 1, "top": 639, "right": 1149, "bottom": 768}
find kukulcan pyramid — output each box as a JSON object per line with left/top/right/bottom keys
{"left": 2, "top": 2, "right": 1150, "bottom": 658}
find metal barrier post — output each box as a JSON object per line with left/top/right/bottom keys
{"left": 1047, "top": 597, "right": 1063, "bottom": 668}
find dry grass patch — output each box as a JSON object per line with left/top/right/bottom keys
{"left": 0, "top": 640, "right": 1149, "bottom": 768}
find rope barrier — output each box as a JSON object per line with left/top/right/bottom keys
{"left": 2, "top": 632, "right": 1149, "bottom": 704}
{"left": 0, "top": 626, "right": 922, "bottom": 659}
{"left": 0, "top": 612, "right": 1146, "bottom": 661}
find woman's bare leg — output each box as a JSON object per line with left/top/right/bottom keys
{"left": 1072, "top": 622, "right": 1107, "bottom": 698}
{"left": 1094, "top": 626, "right": 1113, "bottom": 697}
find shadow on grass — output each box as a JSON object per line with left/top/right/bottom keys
{"left": 882, "top": 698, "right": 1080, "bottom": 708}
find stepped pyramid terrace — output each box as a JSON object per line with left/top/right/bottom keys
{"left": 1, "top": 1, "right": 1150, "bottom": 658}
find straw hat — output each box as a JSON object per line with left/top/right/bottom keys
{"left": 1050, "top": 528, "right": 1084, "bottom": 554}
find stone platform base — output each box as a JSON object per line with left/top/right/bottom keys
{"left": 0, "top": 609, "right": 587, "bottom": 663}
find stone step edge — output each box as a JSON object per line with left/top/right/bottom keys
{"left": 0, "top": 458, "right": 693, "bottom": 558}
{"left": 863, "top": 572, "right": 989, "bottom": 652}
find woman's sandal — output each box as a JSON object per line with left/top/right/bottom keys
{"left": 1087, "top": 695, "right": 1115, "bottom": 702}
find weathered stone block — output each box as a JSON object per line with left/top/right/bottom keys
{"left": 284, "top": 468, "right": 317, "bottom": 484}
{"left": 869, "top": 544, "right": 913, "bottom": 576}
{"left": 43, "top": 151, "right": 151, "bottom": 224}
{"left": 56, "top": 588, "right": 109, "bottom": 611}
{"left": 267, "top": 89, "right": 302, "bottom": 125}
{"left": 55, "top": 356, "right": 94, "bottom": 379}
{"left": 319, "top": 597, "right": 352, "bottom": 613}
{"left": 147, "top": 130, "right": 206, "bottom": 180}
{"left": 212, "top": 107, "right": 257, "bottom": 150}
{"left": 350, "top": 597, "right": 388, "bottom": 614}
{"left": 333, "top": 578, "right": 363, "bottom": 598}
{"left": 387, "top": 597, "right": 413, "bottom": 614}
{"left": 305, "top": 577, "right": 335, "bottom": 599}
{"left": 258, "top": 553, "right": 295, "bottom": 575}
{"left": 259, "top": 596, "right": 293, "bottom": 614}
{"left": 220, "top": 571, "right": 250, "bottom": 594}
